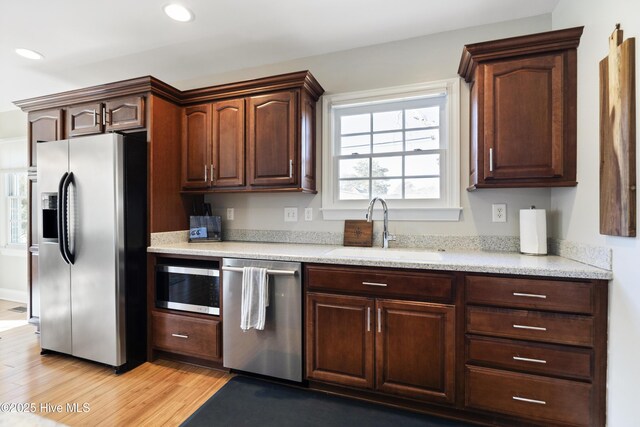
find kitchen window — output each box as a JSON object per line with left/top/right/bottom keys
{"left": 321, "top": 79, "right": 461, "bottom": 220}
{"left": 4, "top": 171, "right": 28, "bottom": 247}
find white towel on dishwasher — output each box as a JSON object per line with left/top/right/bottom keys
{"left": 240, "top": 266, "right": 269, "bottom": 331}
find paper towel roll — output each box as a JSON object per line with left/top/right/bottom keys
{"left": 520, "top": 208, "right": 547, "bottom": 255}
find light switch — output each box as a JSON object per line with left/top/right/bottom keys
{"left": 284, "top": 207, "right": 298, "bottom": 222}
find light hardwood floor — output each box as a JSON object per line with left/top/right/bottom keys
{"left": 0, "top": 300, "right": 232, "bottom": 426}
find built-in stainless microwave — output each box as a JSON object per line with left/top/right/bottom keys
{"left": 156, "top": 263, "right": 220, "bottom": 315}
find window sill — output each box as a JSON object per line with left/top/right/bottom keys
{"left": 320, "top": 207, "right": 462, "bottom": 221}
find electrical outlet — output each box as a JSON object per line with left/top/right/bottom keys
{"left": 227, "top": 208, "right": 234, "bottom": 221}
{"left": 304, "top": 207, "right": 313, "bottom": 221}
{"left": 284, "top": 207, "right": 298, "bottom": 222}
{"left": 492, "top": 204, "right": 507, "bottom": 222}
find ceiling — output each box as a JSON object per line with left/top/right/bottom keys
{"left": 0, "top": 0, "right": 558, "bottom": 112}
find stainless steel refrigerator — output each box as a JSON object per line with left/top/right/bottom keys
{"left": 37, "top": 133, "right": 147, "bottom": 373}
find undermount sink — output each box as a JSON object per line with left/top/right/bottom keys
{"left": 326, "top": 247, "right": 443, "bottom": 262}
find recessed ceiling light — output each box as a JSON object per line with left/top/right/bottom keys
{"left": 15, "top": 48, "right": 44, "bottom": 60}
{"left": 163, "top": 4, "right": 194, "bottom": 22}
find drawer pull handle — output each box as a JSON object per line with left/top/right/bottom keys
{"left": 171, "top": 333, "right": 189, "bottom": 339}
{"left": 513, "top": 356, "right": 547, "bottom": 364}
{"left": 363, "top": 281, "right": 388, "bottom": 287}
{"left": 513, "top": 396, "right": 546, "bottom": 405}
{"left": 513, "top": 324, "right": 547, "bottom": 331}
{"left": 513, "top": 292, "right": 547, "bottom": 299}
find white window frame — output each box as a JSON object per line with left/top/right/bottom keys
{"left": 2, "top": 169, "right": 28, "bottom": 249}
{"left": 321, "top": 78, "right": 461, "bottom": 221}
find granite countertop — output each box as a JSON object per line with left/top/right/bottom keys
{"left": 147, "top": 241, "right": 612, "bottom": 280}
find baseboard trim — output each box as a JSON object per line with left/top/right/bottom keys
{"left": 0, "top": 289, "right": 28, "bottom": 303}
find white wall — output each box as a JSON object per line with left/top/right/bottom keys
{"left": 0, "top": 110, "right": 28, "bottom": 303}
{"left": 0, "top": 109, "right": 27, "bottom": 139}
{"left": 187, "top": 15, "right": 554, "bottom": 238}
{"left": 0, "top": 249, "right": 28, "bottom": 302}
{"left": 551, "top": 1, "right": 639, "bottom": 425}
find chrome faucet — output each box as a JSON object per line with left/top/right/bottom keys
{"left": 366, "top": 197, "right": 395, "bottom": 249}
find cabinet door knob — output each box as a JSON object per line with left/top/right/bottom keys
{"left": 367, "top": 307, "right": 371, "bottom": 332}
{"left": 377, "top": 308, "right": 382, "bottom": 333}
{"left": 204, "top": 165, "right": 208, "bottom": 182}
{"left": 289, "top": 159, "right": 293, "bottom": 178}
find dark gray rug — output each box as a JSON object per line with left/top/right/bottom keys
{"left": 181, "top": 376, "right": 475, "bottom": 427}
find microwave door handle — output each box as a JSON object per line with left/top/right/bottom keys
{"left": 61, "top": 172, "right": 75, "bottom": 264}
{"left": 57, "top": 172, "right": 70, "bottom": 264}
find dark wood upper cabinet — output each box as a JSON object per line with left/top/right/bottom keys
{"left": 483, "top": 54, "right": 565, "bottom": 180}
{"left": 458, "top": 27, "right": 583, "bottom": 189}
{"left": 180, "top": 81, "right": 321, "bottom": 193}
{"left": 67, "top": 102, "right": 104, "bottom": 137}
{"left": 181, "top": 99, "right": 246, "bottom": 189}
{"left": 212, "top": 99, "right": 245, "bottom": 187}
{"left": 300, "top": 91, "right": 317, "bottom": 192}
{"left": 178, "top": 71, "right": 322, "bottom": 193}
{"left": 68, "top": 96, "right": 146, "bottom": 137}
{"left": 181, "top": 104, "right": 211, "bottom": 189}
{"left": 247, "top": 91, "right": 297, "bottom": 188}
{"left": 28, "top": 108, "right": 64, "bottom": 167}
{"left": 105, "top": 95, "right": 145, "bottom": 132}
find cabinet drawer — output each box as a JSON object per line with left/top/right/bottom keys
{"left": 466, "top": 336, "right": 592, "bottom": 380}
{"left": 466, "top": 366, "right": 591, "bottom": 427}
{"left": 466, "top": 275, "right": 593, "bottom": 314}
{"left": 305, "top": 265, "right": 453, "bottom": 301}
{"left": 466, "top": 306, "right": 593, "bottom": 346}
{"left": 152, "top": 311, "right": 221, "bottom": 361}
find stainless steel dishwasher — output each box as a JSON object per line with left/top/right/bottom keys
{"left": 222, "top": 258, "right": 302, "bottom": 382}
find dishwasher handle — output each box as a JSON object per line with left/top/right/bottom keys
{"left": 222, "top": 266, "right": 298, "bottom": 276}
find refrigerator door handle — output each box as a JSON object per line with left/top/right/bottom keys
{"left": 61, "top": 172, "right": 75, "bottom": 265}
{"left": 57, "top": 172, "right": 70, "bottom": 264}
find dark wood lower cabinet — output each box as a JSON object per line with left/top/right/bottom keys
{"left": 466, "top": 366, "right": 591, "bottom": 427}
{"left": 466, "top": 335, "right": 592, "bottom": 381}
{"left": 151, "top": 310, "right": 221, "bottom": 362}
{"left": 306, "top": 293, "right": 374, "bottom": 389}
{"left": 376, "top": 299, "right": 455, "bottom": 403}
{"left": 464, "top": 274, "right": 608, "bottom": 427}
{"left": 305, "top": 266, "right": 608, "bottom": 427}
{"left": 306, "top": 291, "right": 456, "bottom": 405}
